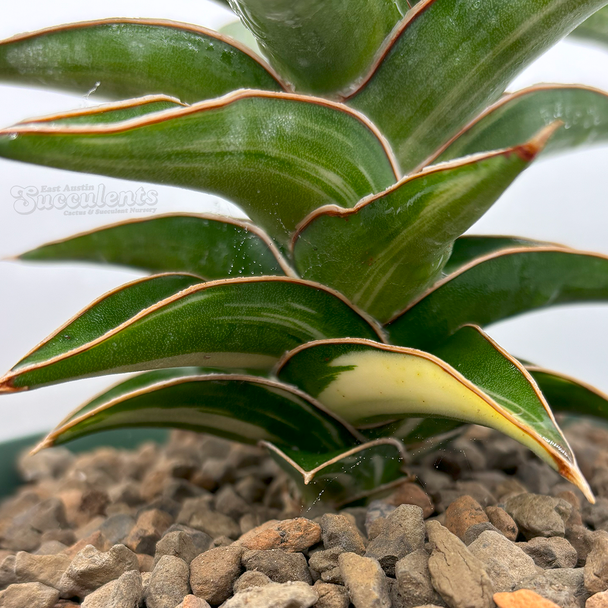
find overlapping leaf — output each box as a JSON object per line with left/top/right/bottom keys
{"left": 430, "top": 85, "right": 608, "bottom": 166}
{"left": 571, "top": 5, "right": 608, "bottom": 45}
{"left": 276, "top": 329, "right": 593, "bottom": 500}
{"left": 228, "top": 0, "right": 405, "bottom": 94}
{"left": 387, "top": 244, "right": 608, "bottom": 351}
{"left": 0, "top": 277, "right": 383, "bottom": 393}
{"left": 292, "top": 127, "right": 554, "bottom": 323}
{"left": 346, "top": 0, "right": 608, "bottom": 172}
{"left": 0, "top": 91, "right": 398, "bottom": 247}
{"left": 0, "top": 19, "right": 283, "bottom": 103}
{"left": 19, "top": 214, "right": 292, "bottom": 279}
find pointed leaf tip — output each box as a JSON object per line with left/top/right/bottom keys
{"left": 513, "top": 121, "right": 562, "bottom": 162}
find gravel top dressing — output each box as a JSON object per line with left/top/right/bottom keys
{"left": 1, "top": 422, "right": 607, "bottom": 608}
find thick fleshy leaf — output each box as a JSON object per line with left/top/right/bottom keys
{"left": 570, "top": 5, "right": 608, "bottom": 44}
{"left": 0, "top": 277, "right": 384, "bottom": 392}
{"left": 527, "top": 366, "right": 608, "bottom": 421}
{"left": 292, "top": 127, "right": 554, "bottom": 323}
{"left": 0, "top": 19, "right": 284, "bottom": 103}
{"left": 442, "top": 235, "right": 544, "bottom": 275}
{"left": 37, "top": 373, "right": 362, "bottom": 454}
{"left": 0, "top": 91, "right": 399, "bottom": 247}
{"left": 228, "top": 0, "right": 405, "bottom": 94}
{"left": 264, "top": 439, "right": 408, "bottom": 506}
{"left": 430, "top": 85, "right": 608, "bottom": 167}
{"left": 275, "top": 331, "right": 593, "bottom": 500}
{"left": 19, "top": 96, "right": 187, "bottom": 126}
{"left": 387, "top": 246, "right": 608, "bottom": 351}
{"left": 18, "top": 214, "right": 293, "bottom": 279}
{"left": 346, "top": 0, "right": 608, "bottom": 173}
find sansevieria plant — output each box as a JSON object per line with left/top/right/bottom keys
{"left": 2, "top": 0, "right": 608, "bottom": 506}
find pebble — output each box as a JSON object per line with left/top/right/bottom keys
{"left": 567, "top": 525, "right": 597, "bottom": 566}
{"left": 125, "top": 509, "right": 173, "bottom": 555}
{"left": 338, "top": 552, "right": 391, "bottom": 608}
{"left": 445, "top": 495, "right": 489, "bottom": 541}
{"left": 153, "top": 531, "right": 197, "bottom": 567}
{"left": 164, "top": 524, "right": 212, "bottom": 554}
{"left": 189, "top": 507, "right": 241, "bottom": 539}
{"left": 81, "top": 569, "right": 142, "bottom": 608}
{"left": 365, "top": 501, "right": 396, "bottom": 539}
{"left": 242, "top": 549, "right": 312, "bottom": 584}
{"left": 0, "top": 581, "right": 59, "bottom": 608}
{"left": 515, "top": 567, "right": 588, "bottom": 608}
{"left": 393, "top": 549, "right": 444, "bottom": 608}
{"left": 464, "top": 522, "right": 502, "bottom": 545}
{"left": 215, "top": 486, "right": 251, "bottom": 520}
{"left": 175, "top": 595, "right": 211, "bottom": 608}
{"left": 365, "top": 505, "right": 425, "bottom": 576}
{"left": 309, "top": 547, "right": 343, "bottom": 583}
{"left": 587, "top": 590, "right": 608, "bottom": 608}
{"left": 145, "top": 555, "right": 190, "bottom": 608}
{"left": 505, "top": 493, "right": 572, "bottom": 539}
{"left": 13, "top": 550, "right": 71, "bottom": 588}
{"left": 233, "top": 570, "right": 273, "bottom": 593}
{"left": 426, "top": 520, "right": 494, "bottom": 608}
{"left": 99, "top": 514, "right": 135, "bottom": 546}
{"left": 494, "top": 588, "right": 562, "bottom": 607}
{"left": 437, "top": 481, "right": 496, "bottom": 512}
{"left": 320, "top": 513, "right": 366, "bottom": 554}
{"left": 222, "top": 581, "right": 318, "bottom": 608}
{"left": 385, "top": 482, "right": 435, "bottom": 518}
{"left": 57, "top": 543, "right": 139, "bottom": 598}
{"left": 313, "top": 581, "right": 349, "bottom": 608}
{"left": 18, "top": 447, "right": 75, "bottom": 482}
{"left": 236, "top": 518, "right": 321, "bottom": 552}
{"left": 584, "top": 533, "right": 608, "bottom": 594}
{"left": 189, "top": 545, "right": 243, "bottom": 605}
{"left": 486, "top": 506, "right": 519, "bottom": 541}
{"left": 519, "top": 536, "right": 578, "bottom": 569}
{"left": 468, "top": 530, "right": 538, "bottom": 593}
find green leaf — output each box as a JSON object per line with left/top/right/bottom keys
{"left": 442, "top": 235, "right": 544, "bottom": 275}
{"left": 37, "top": 372, "right": 362, "bottom": 454}
{"left": 431, "top": 85, "right": 608, "bottom": 165}
{"left": 292, "top": 127, "right": 553, "bottom": 323}
{"left": 0, "top": 277, "right": 384, "bottom": 392}
{"left": 0, "top": 91, "right": 399, "bottom": 247}
{"left": 346, "top": 0, "right": 608, "bottom": 173}
{"left": 527, "top": 366, "right": 608, "bottom": 421}
{"left": 0, "top": 19, "right": 283, "bottom": 103}
{"left": 264, "top": 439, "right": 408, "bottom": 506}
{"left": 276, "top": 331, "right": 593, "bottom": 500}
{"left": 570, "top": 5, "right": 608, "bottom": 44}
{"left": 19, "top": 214, "right": 293, "bottom": 279}
{"left": 228, "top": 0, "right": 405, "bottom": 94}
{"left": 387, "top": 245, "right": 608, "bottom": 352}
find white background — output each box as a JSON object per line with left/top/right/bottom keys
{"left": 1, "top": 1, "right": 608, "bottom": 441}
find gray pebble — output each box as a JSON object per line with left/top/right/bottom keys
{"left": 463, "top": 522, "right": 502, "bottom": 546}
{"left": 164, "top": 524, "right": 212, "bottom": 554}
{"left": 215, "top": 485, "right": 251, "bottom": 520}
{"left": 468, "top": 530, "right": 537, "bottom": 592}
{"left": 58, "top": 543, "right": 139, "bottom": 598}
{"left": 0, "top": 581, "right": 59, "bottom": 608}
{"left": 145, "top": 555, "right": 190, "bottom": 608}
{"left": 338, "top": 552, "right": 391, "bottom": 608}
{"left": 505, "top": 493, "right": 572, "bottom": 539}
{"left": 320, "top": 514, "right": 365, "bottom": 554}
{"left": 519, "top": 536, "right": 578, "bottom": 569}
{"left": 189, "top": 507, "right": 240, "bottom": 539}
{"left": 233, "top": 570, "right": 273, "bottom": 593}
{"left": 313, "top": 580, "right": 349, "bottom": 608}
{"left": 365, "top": 505, "right": 425, "bottom": 576}
{"left": 584, "top": 532, "right": 608, "bottom": 594}
{"left": 426, "top": 520, "right": 494, "bottom": 608}
{"left": 242, "top": 549, "right": 312, "bottom": 584}
{"left": 154, "top": 531, "right": 197, "bottom": 567}
{"left": 515, "top": 567, "right": 589, "bottom": 608}
{"left": 82, "top": 569, "right": 142, "bottom": 608}
{"left": 393, "top": 549, "right": 445, "bottom": 608}
{"left": 99, "top": 514, "right": 135, "bottom": 546}
{"left": 223, "top": 581, "right": 318, "bottom": 608}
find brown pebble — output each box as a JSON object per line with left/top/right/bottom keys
{"left": 494, "top": 589, "right": 562, "bottom": 607}
{"left": 587, "top": 590, "right": 608, "bottom": 608}
{"left": 190, "top": 545, "right": 244, "bottom": 605}
{"left": 125, "top": 509, "right": 173, "bottom": 555}
{"left": 62, "top": 530, "right": 108, "bottom": 559}
{"left": 236, "top": 517, "right": 321, "bottom": 552}
{"left": 137, "top": 553, "right": 154, "bottom": 572}
{"left": 178, "top": 595, "right": 212, "bottom": 608}
{"left": 486, "top": 506, "right": 518, "bottom": 541}
{"left": 385, "top": 482, "right": 434, "bottom": 518}
{"left": 445, "top": 495, "right": 489, "bottom": 541}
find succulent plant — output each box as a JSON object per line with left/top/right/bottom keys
{"left": 2, "top": 0, "right": 608, "bottom": 505}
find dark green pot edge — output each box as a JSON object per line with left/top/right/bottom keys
{"left": 0, "top": 428, "right": 169, "bottom": 500}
